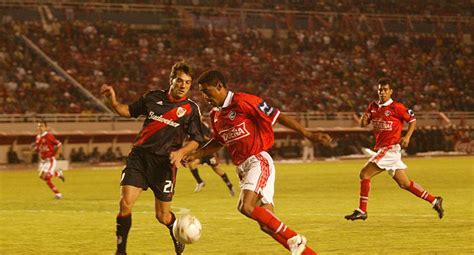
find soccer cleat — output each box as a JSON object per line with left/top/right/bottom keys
{"left": 54, "top": 193, "right": 63, "bottom": 199}
{"left": 287, "top": 234, "right": 307, "bottom": 255}
{"left": 433, "top": 196, "right": 444, "bottom": 219}
{"left": 344, "top": 209, "right": 368, "bottom": 221}
{"left": 169, "top": 228, "right": 185, "bottom": 255}
{"left": 194, "top": 182, "right": 206, "bottom": 193}
{"left": 58, "top": 170, "right": 65, "bottom": 182}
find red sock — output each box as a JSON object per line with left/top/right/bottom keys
{"left": 46, "top": 177, "right": 60, "bottom": 194}
{"left": 408, "top": 181, "right": 436, "bottom": 204}
{"left": 252, "top": 207, "right": 317, "bottom": 254}
{"left": 359, "top": 179, "right": 371, "bottom": 213}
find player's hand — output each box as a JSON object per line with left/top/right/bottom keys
{"left": 309, "top": 132, "right": 332, "bottom": 147}
{"left": 360, "top": 112, "right": 371, "bottom": 127}
{"left": 100, "top": 84, "right": 115, "bottom": 100}
{"left": 170, "top": 150, "right": 186, "bottom": 168}
{"left": 399, "top": 136, "right": 411, "bottom": 148}
{"left": 182, "top": 154, "right": 198, "bottom": 166}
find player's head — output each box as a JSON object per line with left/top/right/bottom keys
{"left": 37, "top": 120, "right": 48, "bottom": 132}
{"left": 169, "top": 61, "right": 193, "bottom": 99}
{"left": 377, "top": 78, "right": 393, "bottom": 103}
{"left": 196, "top": 70, "right": 228, "bottom": 107}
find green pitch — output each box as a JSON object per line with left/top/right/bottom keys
{"left": 0, "top": 157, "right": 472, "bottom": 254}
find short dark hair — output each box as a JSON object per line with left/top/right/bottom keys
{"left": 377, "top": 78, "right": 393, "bottom": 89}
{"left": 196, "top": 70, "right": 227, "bottom": 88}
{"left": 170, "top": 61, "right": 193, "bottom": 80}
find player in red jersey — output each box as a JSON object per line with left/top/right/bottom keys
{"left": 185, "top": 70, "right": 332, "bottom": 255}
{"left": 34, "top": 121, "right": 64, "bottom": 199}
{"left": 345, "top": 78, "right": 444, "bottom": 221}
{"left": 101, "top": 62, "right": 205, "bottom": 255}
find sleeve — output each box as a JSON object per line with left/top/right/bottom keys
{"left": 48, "top": 133, "right": 61, "bottom": 146}
{"left": 210, "top": 110, "right": 225, "bottom": 145}
{"left": 396, "top": 103, "right": 416, "bottom": 123}
{"left": 364, "top": 102, "right": 374, "bottom": 121}
{"left": 128, "top": 93, "right": 148, "bottom": 118}
{"left": 241, "top": 94, "right": 281, "bottom": 125}
{"left": 186, "top": 104, "right": 206, "bottom": 146}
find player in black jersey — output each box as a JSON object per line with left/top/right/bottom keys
{"left": 187, "top": 121, "right": 235, "bottom": 196}
{"left": 101, "top": 62, "right": 205, "bottom": 255}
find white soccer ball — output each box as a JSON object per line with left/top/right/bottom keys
{"left": 172, "top": 214, "right": 202, "bottom": 244}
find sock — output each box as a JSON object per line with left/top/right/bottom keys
{"left": 250, "top": 207, "right": 298, "bottom": 241}
{"left": 220, "top": 173, "right": 233, "bottom": 189}
{"left": 358, "top": 179, "right": 370, "bottom": 213}
{"left": 191, "top": 169, "right": 204, "bottom": 184}
{"left": 116, "top": 213, "right": 132, "bottom": 254}
{"left": 408, "top": 181, "right": 436, "bottom": 204}
{"left": 45, "top": 177, "right": 60, "bottom": 194}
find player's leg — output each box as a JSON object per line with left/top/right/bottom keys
{"left": 116, "top": 185, "right": 142, "bottom": 255}
{"left": 237, "top": 152, "right": 316, "bottom": 255}
{"left": 188, "top": 159, "right": 205, "bottom": 192}
{"left": 40, "top": 158, "right": 62, "bottom": 198}
{"left": 345, "top": 162, "right": 383, "bottom": 221}
{"left": 150, "top": 157, "right": 184, "bottom": 255}
{"left": 392, "top": 170, "right": 444, "bottom": 218}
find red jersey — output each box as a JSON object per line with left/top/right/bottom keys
{"left": 210, "top": 92, "right": 280, "bottom": 165}
{"left": 35, "top": 132, "right": 62, "bottom": 160}
{"left": 365, "top": 99, "right": 416, "bottom": 150}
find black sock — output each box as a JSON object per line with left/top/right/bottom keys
{"left": 116, "top": 214, "right": 132, "bottom": 254}
{"left": 220, "top": 173, "right": 233, "bottom": 188}
{"left": 191, "top": 168, "right": 204, "bottom": 184}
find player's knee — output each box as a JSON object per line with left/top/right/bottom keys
{"left": 238, "top": 203, "right": 255, "bottom": 218}
{"left": 397, "top": 181, "right": 410, "bottom": 190}
{"left": 119, "top": 199, "right": 133, "bottom": 214}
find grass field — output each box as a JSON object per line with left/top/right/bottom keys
{"left": 0, "top": 156, "right": 473, "bottom": 254}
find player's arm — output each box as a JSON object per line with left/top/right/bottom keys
{"left": 55, "top": 143, "right": 62, "bottom": 158}
{"left": 400, "top": 119, "right": 416, "bottom": 148}
{"left": 100, "top": 84, "right": 131, "bottom": 117}
{"left": 277, "top": 113, "right": 332, "bottom": 146}
{"left": 170, "top": 140, "right": 200, "bottom": 168}
{"left": 360, "top": 112, "right": 371, "bottom": 127}
{"left": 184, "top": 139, "right": 224, "bottom": 164}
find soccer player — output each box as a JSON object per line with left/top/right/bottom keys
{"left": 188, "top": 121, "right": 235, "bottom": 196}
{"left": 101, "top": 62, "right": 205, "bottom": 255}
{"left": 344, "top": 78, "right": 444, "bottom": 221}
{"left": 34, "top": 121, "right": 65, "bottom": 199}
{"left": 185, "top": 70, "right": 332, "bottom": 255}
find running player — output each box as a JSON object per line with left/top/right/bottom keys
{"left": 34, "top": 120, "right": 65, "bottom": 199}
{"left": 101, "top": 62, "right": 205, "bottom": 255}
{"left": 344, "top": 78, "right": 444, "bottom": 221}
{"left": 185, "top": 70, "right": 332, "bottom": 255}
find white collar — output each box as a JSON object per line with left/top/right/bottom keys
{"left": 40, "top": 131, "right": 48, "bottom": 137}
{"left": 377, "top": 98, "right": 393, "bottom": 107}
{"left": 220, "top": 91, "right": 234, "bottom": 109}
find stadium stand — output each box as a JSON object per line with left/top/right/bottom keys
{"left": 0, "top": 1, "right": 472, "bottom": 163}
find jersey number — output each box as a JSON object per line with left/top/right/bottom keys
{"left": 163, "top": 180, "right": 173, "bottom": 193}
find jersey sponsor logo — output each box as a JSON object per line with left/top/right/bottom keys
{"left": 218, "top": 122, "right": 251, "bottom": 143}
{"left": 228, "top": 111, "right": 236, "bottom": 120}
{"left": 176, "top": 107, "right": 186, "bottom": 117}
{"left": 372, "top": 119, "right": 393, "bottom": 131}
{"left": 148, "top": 111, "right": 180, "bottom": 127}
{"left": 258, "top": 101, "right": 274, "bottom": 116}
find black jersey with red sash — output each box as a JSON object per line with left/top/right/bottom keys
{"left": 129, "top": 90, "right": 205, "bottom": 156}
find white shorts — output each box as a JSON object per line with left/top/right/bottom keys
{"left": 236, "top": 151, "right": 275, "bottom": 205}
{"left": 367, "top": 144, "right": 407, "bottom": 176}
{"left": 38, "top": 157, "right": 57, "bottom": 176}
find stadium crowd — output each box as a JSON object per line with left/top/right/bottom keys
{"left": 1, "top": 16, "right": 471, "bottom": 114}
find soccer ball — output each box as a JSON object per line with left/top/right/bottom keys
{"left": 172, "top": 214, "right": 202, "bottom": 244}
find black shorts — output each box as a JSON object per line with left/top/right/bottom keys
{"left": 201, "top": 154, "right": 218, "bottom": 167}
{"left": 121, "top": 149, "right": 177, "bottom": 202}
